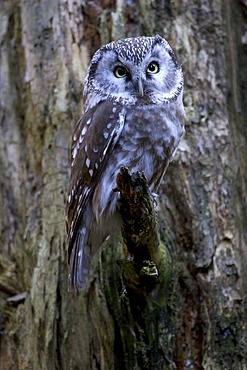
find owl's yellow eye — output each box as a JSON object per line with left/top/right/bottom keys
{"left": 147, "top": 61, "right": 159, "bottom": 74}
{"left": 114, "top": 66, "right": 128, "bottom": 78}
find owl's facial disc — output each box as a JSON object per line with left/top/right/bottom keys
{"left": 85, "top": 37, "right": 183, "bottom": 106}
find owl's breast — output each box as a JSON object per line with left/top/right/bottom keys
{"left": 93, "top": 101, "right": 184, "bottom": 218}
{"left": 115, "top": 103, "right": 184, "bottom": 189}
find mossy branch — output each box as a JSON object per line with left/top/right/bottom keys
{"left": 116, "top": 167, "right": 164, "bottom": 297}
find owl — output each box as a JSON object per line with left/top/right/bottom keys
{"left": 66, "top": 35, "right": 186, "bottom": 291}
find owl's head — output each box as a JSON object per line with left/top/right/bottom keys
{"left": 84, "top": 35, "right": 183, "bottom": 109}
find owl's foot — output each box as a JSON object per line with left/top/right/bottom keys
{"left": 140, "top": 260, "right": 158, "bottom": 278}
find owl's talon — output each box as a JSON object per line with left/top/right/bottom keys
{"left": 140, "top": 260, "right": 159, "bottom": 278}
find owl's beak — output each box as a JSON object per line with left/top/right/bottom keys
{"left": 137, "top": 78, "right": 144, "bottom": 97}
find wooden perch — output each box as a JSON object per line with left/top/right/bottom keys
{"left": 116, "top": 167, "right": 162, "bottom": 296}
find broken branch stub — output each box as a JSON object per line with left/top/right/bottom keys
{"left": 116, "top": 167, "right": 161, "bottom": 294}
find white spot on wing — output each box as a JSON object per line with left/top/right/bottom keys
{"left": 103, "top": 131, "right": 109, "bottom": 139}
{"left": 89, "top": 169, "right": 93, "bottom": 177}
{"left": 81, "top": 126, "right": 87, "bottom": 136}
{"left": 71, "top": 186, "right": 75, "bottom": 196}
{"left": 72, "top": 145, "right": 78, "bottom": 159}
{"left": 86, "top": 158, "right": 90, "bottom": 168}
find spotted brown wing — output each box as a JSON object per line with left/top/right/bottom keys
{"left": 66, "top": 100, "right": 125, "bottom": 269}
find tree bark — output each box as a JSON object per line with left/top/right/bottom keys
{"left": 0, "top": 1, "right": 246, "bottom": 369}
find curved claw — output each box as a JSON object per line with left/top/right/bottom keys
{"left": 140, "top": 260, "right": 158, "bottom": 278}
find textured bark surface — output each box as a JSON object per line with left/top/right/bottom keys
{"left": 0, "top": 0, "right": 247, "bottom": 369}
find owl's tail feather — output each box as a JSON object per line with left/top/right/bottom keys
{"left": 68, "top": 228, "right": 91, "bottom": 291}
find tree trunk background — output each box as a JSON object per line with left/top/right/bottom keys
{"left": 0, "top": 0, "right": 247, "bottom": 369}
